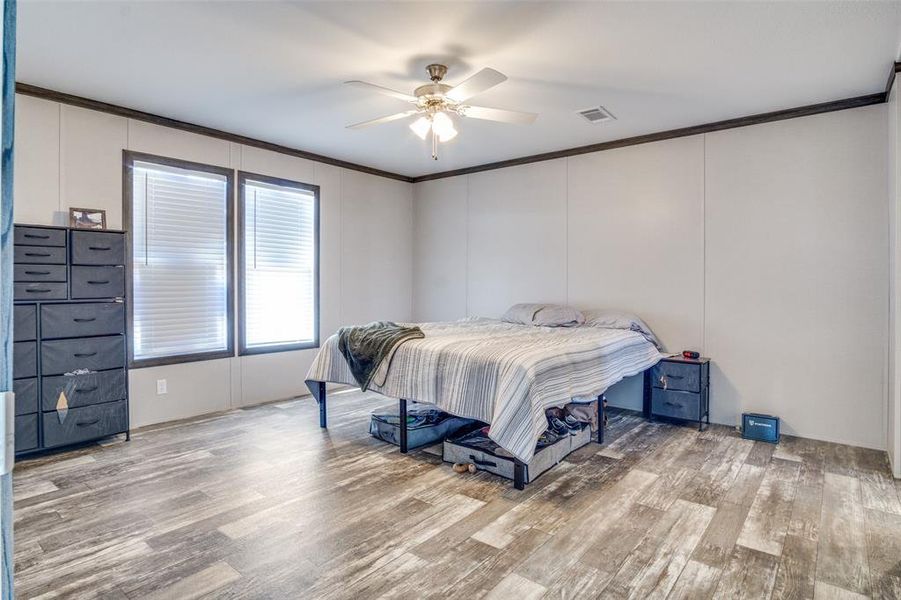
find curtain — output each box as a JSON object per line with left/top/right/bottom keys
{"left": 0, "top": 0, "right": 16, "bottom": 598}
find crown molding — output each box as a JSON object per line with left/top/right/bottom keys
{"left": 15, "top": 82, "right": 414, "bottom": 183}
{"left": 411, "top": 92, "right": 886, "bottom": 183}
{"left": 17, "top": 70, "right": 893, "bottom": 186}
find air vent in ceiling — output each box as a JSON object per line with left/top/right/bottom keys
{"left": 577, "top": 106, "right": 616, "bottom": 124}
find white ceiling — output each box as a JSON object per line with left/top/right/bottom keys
{"left": 17, "top": 1, "right": 901, "bottom": 178}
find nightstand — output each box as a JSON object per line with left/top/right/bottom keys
{"left": 644, "top": 355, "right": 710, "bottom": 431}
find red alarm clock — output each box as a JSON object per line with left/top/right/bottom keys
{"left": 682, "top": 350, "right": 700, "bottom": 359}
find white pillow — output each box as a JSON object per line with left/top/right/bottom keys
{"left": 501, "top": 303, "right": 585, "bottom": 327}
{"left": 582, "top": 309, "right": 663, "bottom": 350}
{"left": 500, "top": 303, "right": 542, "bottom": 325}
{"left": 533, "top": 304, "right": 585, "bottom": 327}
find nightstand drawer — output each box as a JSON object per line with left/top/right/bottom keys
{"left": 651, "top": 361, "right": 701, "bottom": 393}
{"left": 651, "top": 388, "right": 700, "bottom": 421}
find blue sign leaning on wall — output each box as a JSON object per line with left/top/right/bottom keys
{"left": 742, "top": 412, "right": 780, "bottom": 444}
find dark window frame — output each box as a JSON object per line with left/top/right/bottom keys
{"left": 122, "top": 150, "right": 236, "bottom": 369}
{"left": 237, "top": 170, "right": 321, "bottom": 356}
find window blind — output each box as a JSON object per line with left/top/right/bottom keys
{"left": 131, "top": 160, "right": 230, "bottom": 362}
{"left": 242, "top": 178, "right": 317, "bottom": 350}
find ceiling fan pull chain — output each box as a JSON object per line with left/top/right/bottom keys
{"left": 431, "top": 128, "right": 438, "bottom": 160}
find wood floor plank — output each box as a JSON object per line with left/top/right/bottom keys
{"left": 735, "top": 458, "right": 801, "bottom": 556}
{"left": 816, "top": 473, "right": 870, "bottom": 596}
{"left": 691, "top": 500, "right": 751, "bottom": 569}
{"left": 723, "top": 463, "right": 767, "bottom": 507}
{"left": 712, "top": 545, "right": 779, "bottom": 599}
{"left": 681, "top": 436, "right": 754, "bottom": 507}
{"left": 130, "top": 560, "right": 241, "bottom": 600}
{"left": 484, "top": 572, "right": 546, "bottom": 600}
{"left": 812, "top": 582, "right": 871, "bottom": 600}
{"left": 863, "top": 507, "right": 901, "bottom": 599}
{"left": 667, "top": 559, "right": 722, "bottom": 600}
{"left": 600, "top": 499, "right": 716, "bottom": 599}
{"left": 771, "top": 533, "right": 817, "bottom": 600}
{"left": 513, "top": 469, "right": 659, "bottom": 587}
{"left": 858, "top": 470, "right": 901, "bottom": 516}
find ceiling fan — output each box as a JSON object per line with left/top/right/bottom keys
{"left": 346, "top": 64, "right": 538, "bottom": 160}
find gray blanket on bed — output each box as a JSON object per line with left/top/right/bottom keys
{"left": 337, "top": 321, "right": 424, "bottom": 391}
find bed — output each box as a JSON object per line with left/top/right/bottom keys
{"left": 305, "top": 317, "right": 663, "bottom": 488}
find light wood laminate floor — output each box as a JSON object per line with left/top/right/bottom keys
{"left": 12, "top": 390, "right": 901, "bottom": 599}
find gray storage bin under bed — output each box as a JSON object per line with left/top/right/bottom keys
{"left": 443, "top": 424, "right": 591, "bottom": 484}
{"left": 370, "top": 406, "right": 481, "bottom": 450}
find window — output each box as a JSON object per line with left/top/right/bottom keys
{"left": 124, "top": 152, "right": 234, "bottom": 367}
{"left": 238, "top": 172, "right": 319, "bottom": 355}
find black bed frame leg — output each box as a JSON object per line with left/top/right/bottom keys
{"left": 318, "top": 382, "right": 327, "bottom": 428}
{"left": 513, "top": 459, "right": 526, "bottom": 490}
{"left": 597, "top": 394, "right": 606, "bottom": 445}
{"left": 399, "top": 398, "right": 408, "bottom": 454}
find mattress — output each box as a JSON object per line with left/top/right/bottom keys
{"left": 306, "top": 317, "right": 662, "bottom": 463}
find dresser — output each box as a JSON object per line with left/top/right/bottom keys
{"left": 646, "top": 355, "right": 710, "bottom": 431}
{"left": 12, "top": 224, "right": 129, "bottom": 456}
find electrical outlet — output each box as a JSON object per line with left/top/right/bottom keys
{"left": 156, "top": 379, "right": 168, "bottom": 395}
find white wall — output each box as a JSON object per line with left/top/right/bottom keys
{"left": 13, "top": 94, "right": 413, "bottom": 428}
{"left": 414, "top": 105, "right": 889, "bottom": 450}
{"left": 889, "top": 78, "right": 901, "bottom": 477}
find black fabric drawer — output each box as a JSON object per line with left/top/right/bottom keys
{"left": 651, "top": 361, "right": 701, "bottom": 393}
{"left": 42, "top": 369, "right": 127, "bottom": 411}
{"left": 15, "top": 282, "right": 68, "bottom": 301}
{"left": 42, "top": 400, "right": 127, "bottom": 449}
{"left": 651, "top": 389, "right": 701, "bottom": 421}
{"left": 70, "top": 266, "right": 125, "bottom": 299}
{"left": 15, "top": 226, "right": 66, "bottom": 247}
{"left": 14, "top": 245, "right": 66, "bottom": 264}
{"left": 15, "top": 414, "right": 38, "bottom": 452}
{"left": 70, "top": 231, "right": 125, "bottom": 266}
{"left": 41, "top": 302, "right": 125, "bottom": 339}
{"left": 41, "top": 335, "right": 125, "bottom": 376}
{"left": 14, "top": 264, "right": 67, "bottom": 282}
{"left": 13, "top": 341, "right": 36, "bottom": 379}
{"left": 13, "top": 378, "right": 38, "bottom": 416}
{"left": 13, "top": 305, "right": 36, "bottom": 342}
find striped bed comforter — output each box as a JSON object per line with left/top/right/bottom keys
{"left": 305, "top": 318, "right": 662, "bottom": 463}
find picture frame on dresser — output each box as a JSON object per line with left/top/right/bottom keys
{"left": 68, "top": 207, "right": 107, "bottom": 230}
{"left": 12, "top": 223, "right": 130, "bottom": 457}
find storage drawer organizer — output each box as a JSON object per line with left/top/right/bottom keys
{"left": 443, "top": 424, "right": 591, "bottom": 484}
{"left": 12, "top": 224, "right": 130, "bottom": 456}
{"left": 370, "top": 406, "right": 480, "bottom": 450}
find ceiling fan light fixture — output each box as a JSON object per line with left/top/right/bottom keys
{"left": 348, "top": 64, "right": 534, "bottom": 159}
{"left": 409, "top": 116, "right": 431, "bottom": 140}
{"left": 431, "top": 111, "right": 457, "bottom": 142}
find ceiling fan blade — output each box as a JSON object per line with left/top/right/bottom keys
{"left": 346, "top": 110, "right": 419, "bottom": 130}
{"left": 446, "top": 68, "right": 507, "bottom": 102}
{"left": 460, "top": 105, "right": 537, "bottom": 125}
{"left": 345, "top": 80, "right": 418, "bottom": 103}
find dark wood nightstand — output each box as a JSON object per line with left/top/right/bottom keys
{"left": 643, "top": 355, "right": 710, "bottom": 430}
